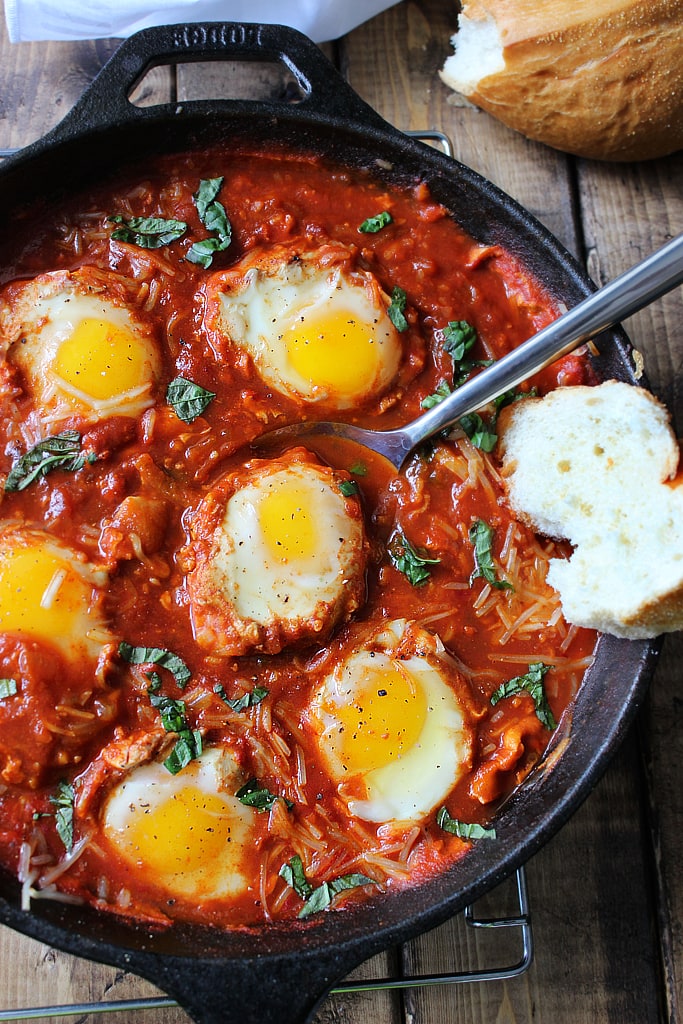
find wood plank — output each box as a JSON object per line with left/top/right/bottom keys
{"left": 575, "top": 150, "right": 683, "bottom": 1024}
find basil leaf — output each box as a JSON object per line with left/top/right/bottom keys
{"left": 490, "top": 662, "right": 556, "bottom": 730}
{"left": 166, "top": 376, "right": 216, "bottom": 423}
{"left": 388, "top": 531, "right": 440, "bottom": 587}
{"left": 164, "top": 730, "right": 203, "bottom": 776}
{"left": 339, "top": 479, "right": 360, "bottom": 497}
{"left": 453, "top": 358, "right": 492, "bottom": 390}
{"left": 358, "top": 211, "right": 393, "bottom": 233}
{"left": 421, "top": 379, "right": 452, "bottom": 410}
{"left": 0, "top": 678, "right": 17, "bottom": 700}
{"left": 279, "top": 856, "right": 373, "bottom": 918}
{"left": 459, "top": 412, "right": 498, "bottom": 452}
{"left": 443, "top": 320, "right": 477, "bottom": 362}
{"left": 236, "top": 777, "right": 292, "bottom": 812}
{"left": 493, "top": 386, "right": 538, "bottom": 412}
{"left": 109, "top": 215, "right": 187, "bottom": 249}
{"left": 279, "top": 855, "right": 313, "bottom": 900}
{"left": 149, "top": 693, "right": 187, "bottom": 733}
{"left": 187, "top": 177, "right": 232, "bottom": 268}
{"left": 50, "top": 780, "right": 75, "bottom": 853}
{"left": 349, "top": 460, "right": 367, "bottom": 476}
{"left": 387, "top": 286, "right": 409, "bottom": 332}
{"left": 5, "top": 430, "right": 93, "bottom": 492}
{"left": 214, "top": 683, "right": 269, "bottom": 712}
{"left": 469, "top": 519, "right": 513, "bottom": 591}
{"left": 436, "top": 807, "right": 496, "bottom": 840}
{"left": 119, "top": 642, "right": 191, "bottom": 689}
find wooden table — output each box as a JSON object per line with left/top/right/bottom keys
{"left": 0, "top": 2, "right": 681, "bottom": 1021}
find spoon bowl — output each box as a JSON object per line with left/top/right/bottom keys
{"left": 255, "top": 233, "right": 683, "bottom": 470}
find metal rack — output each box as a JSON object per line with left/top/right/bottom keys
{"left": 0, "top": 866, "right": 532, "bottom": 1021}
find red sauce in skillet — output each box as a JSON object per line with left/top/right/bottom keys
{"left": 0, "top": 144, "right": 596, "bottom": 929}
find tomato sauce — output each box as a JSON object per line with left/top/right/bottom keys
{"left": 0, "top": 143, "right": 597, "bottom": 930}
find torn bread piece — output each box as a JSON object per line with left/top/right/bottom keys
{"left": 497, "top": 380, "right": 683, "bottom": 638}
{"left": 439, "top": 0, "right": 683, "bottom": 162}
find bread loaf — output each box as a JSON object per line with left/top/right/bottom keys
{"left": 439, "top": 0, "right": 683, "bottom": 162}
{"left": 496, "top": 380, "right": 683, "bottom": 638}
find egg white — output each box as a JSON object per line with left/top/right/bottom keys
{"left": 3, "top": 270, "right": 161, "bottom": 424}
{"left": 309, "top": 620, "right": 474, "bottom": 824}
{"left": 186, "top": 453, "right": 367, "bottom": 655}
{"left": 0, "top": 527, "right": 109, "bottom": 663}
{"left": 101, "top": 745, "right": 258, "bottom": 902}
{"left": 204, "top": 243, "right": 403, "bottom": 409}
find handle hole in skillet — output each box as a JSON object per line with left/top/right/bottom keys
{"left": 128, "top": 58, "right": 309, "bottom": 108}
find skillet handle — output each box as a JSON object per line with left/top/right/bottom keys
{"left": 49, "top": 21, "right": 389, "bottom": 140}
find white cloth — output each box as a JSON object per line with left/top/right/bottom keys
{"left": 5, "top": 0, "right": 399, "bottom": 43}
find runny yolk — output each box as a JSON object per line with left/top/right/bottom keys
{"left": 284, "top": 308, "right": 384, "bottom": 400}
{"left": 330, "top": 662, "right": 427, "bottom": 774}
{"left": 53, "top": 317, "right": 152, "bottom": 402}
{"left": 258, "top": 482, "right": 318, "bottom": 564}
{"left": 0, "top": 539, "right": 92, "bottom": 642}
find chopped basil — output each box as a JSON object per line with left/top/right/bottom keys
{"left": 490, "top": 662, "right": 557, "bottom": 730}
{"left": 119, "top": 642, "right": 191, "bottom": 689}
{"left": 349, "top": 460, "right": 368, "bottom": 476}
{"left": 109, "top": 214, "right": 187, "bottom": 248}
{"left": 236, "top": 777, "right": 293, "bottom": 812}
{"left": 459, "top": 412, "right": 498, "bottom": 452}
{"left": 339, "top": 479, "right": 360, "bottom": 497}
{"left": 493, "top": 385, "right": 538, "bottom": 412}
{"left": 50, "top": 780, "right": 75, "bottom": 853}
{"left": 469, "top": 519, "right": 513, "bottom": 591}
{"left": 387, "top": 286, "right": 409, "bottom": 332}
{"left": 421, "top": 379, "right": 452, "bottom": 410}
{"left": 149, "top": 692, "right": 202, "bottom": 774}
{"left": 388, "top": 531, "right": 440, "bottom": 587}
{"left": 436, "top": 807, "right": 496, "bottom": 840}
{"left": 5, "top": 430, "right": 94, "bottom": 492}
{"left": 214, "top": 683, "right": 269, "bottom": 712}
{"left": 166, "top": 376, "right": 216, "bottom": 423}
{"left": 0, "top": 678, "right": 17, "bottom": 700}
{"left": 279, "top": 854, "right": 374, "bottom": 919}
{"left": 442, "top": 320, "right": 477, "bottom": 362}
{"left": 187, "top": 177, "right": 232, "bottom": 268}
{"left": 358, "top": 211, "right": 393, "bottom": 233}
{"left": 279, "top": 854, "right": 313, "bottom": 900}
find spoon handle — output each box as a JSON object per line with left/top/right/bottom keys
{"left": 402, "top": 232, "right": 683, "bottom": 451}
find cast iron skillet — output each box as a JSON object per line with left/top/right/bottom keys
{"left": 0, "top": 22, "right": 661, "bottom": 1024}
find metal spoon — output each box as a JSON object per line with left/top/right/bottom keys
{"left": 256, "top": 233, "right": 683, "bottom": 470}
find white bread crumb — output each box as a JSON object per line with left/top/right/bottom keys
{"left": 497, "top": 380, "right": 683, "bottom": 639}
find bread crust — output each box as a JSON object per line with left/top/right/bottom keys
{"left": 440, "top": 0, "right": 683, "bottom": 162}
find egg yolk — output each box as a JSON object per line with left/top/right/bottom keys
{"left": 284, "top": 309, "right": 384, "bottom": 400}
{"left": 329, "top": 663, "right": 427, "bottom": 773}
{"left": 0, "top": 540, "right": 92, "bottom": 643}
{"left": 52, "top": 317, "right": 151, "bottom": 402}
{"left": 258, "top": 482, "right": 318, "bottom": 564}
{"left": 116, "top": 784, "right": 239, "bottom": 875}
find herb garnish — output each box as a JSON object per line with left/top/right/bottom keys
{"left": 469, "top": 519, "right": 513, "bottom": 591}
{"left": 5, "top": 430, "right": 94, "bottom": 492}
{"left": 388, "top": 530, "right": 440, "bottom": 587}
{"left": 166, "top": 376, "right": 216, "bottom": 423}
{"left": 149, "top": 691, "right": 203, "bottom": 775}
{"left": 459, "top": 412, "right": 498, "bottom": 452}
{"left": 339, "top": 479, "right": 360, "bottom": 497}
{"left": 187, "top": 177, "right": 232, "bottom": 268}
{"left": 50, "top": 780, "right": 75, "bottom": 852}
{"left": 421, "top": 379, "right": 452, "bottom": 410}
{"left": 387, "top": 286, "right": 409, "bottom": 332}
{"left": 436, "top": 807, "right": 496, "bottom": 840}
{"left": 490, "top": 662, "right": 556, "bottom": 730}
{"left": 358, "top": 211, "right": 393, "bottom": 233}
{"left": 109, "top": 215, "right": 187, "bottom": 248}
{"left": 214, "top": 682, "right": 269, "bottom": 713}
{"left": 119, "top": 642, "right": 191, "bottom": 690}
{"left": 442, "top": 320, "right": 477, "bottom": 361}
{"left": 0, "top": 679, "right": 17, "bottom": 700}
{"left": 349, "top": 460, "right": 368, "bottom": 476}
{"left": 236, "top": 777, "right": 293, "bottom": 812}
{"left": 279, "top": 854, "right": 374, "bottom": 919}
